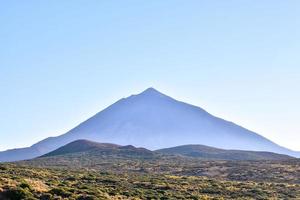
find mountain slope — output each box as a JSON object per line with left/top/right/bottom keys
{"left": 1, "top": 87, "right": 299, "bottom": 162}
{"left": 0, "top": 147, "right": 42, "bottom": 162}
{"left": 156, "top": 145, "right": 293, "bottom": 160}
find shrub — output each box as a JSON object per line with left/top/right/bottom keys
{"left": 49, "top": 188, "right": 72, "bottom": 198}
{"left": 76, "top": 195, "right": 97, "bottom": 200}
{"left": 4, "top": 187, "right": 35, "bottom": 200}
{"left": 40, "top": 193, "right": 53, "bottom": 200}
{"left": 19, "top": 182, "right": 32, "bottom": 190}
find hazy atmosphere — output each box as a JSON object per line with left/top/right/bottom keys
{"left": 1, "top": 0, "right": 300, "bottom": 152}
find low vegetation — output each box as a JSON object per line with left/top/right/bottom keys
{"left": 1, "top": 140, "right": 299, "bottom": 199}
{"left": 1, "top": 163, "right": 300, "bottom": 199}
{"left": 19, "top": 151, "right": 300, "bottom": 184}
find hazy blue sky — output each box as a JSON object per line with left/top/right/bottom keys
{"left": 1, "top": 1, "right": 300, "bottom": 151}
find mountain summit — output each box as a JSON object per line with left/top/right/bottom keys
{"left": 0, "top": 87, "right": 299, "bottom": 162}
{"left": 140, "top": 87, "right": 162, "bottom": 95}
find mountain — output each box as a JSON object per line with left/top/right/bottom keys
{"left": 156, "top": 144, "right": 293, "bottom": 160}
{"left": 1, "top": 87, "right": 299, "bottom": 162}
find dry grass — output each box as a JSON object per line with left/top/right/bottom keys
{"left": 24, "top": 178, "right": 49, "bottom": 192}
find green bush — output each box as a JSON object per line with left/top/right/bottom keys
{"left": 40, "top": 193, "right": 53, "bottom": 200}
{"left": 49, "top": 188, "right": 72, "bottom": 198}
{"left": 19, "top": 182, "right": 32, "bottom": 190}
{"left": 4, "top": 187, "right": 35, "bottom": 200}
{"left": 76, "top": 195, "right": 97, "bottom": 200}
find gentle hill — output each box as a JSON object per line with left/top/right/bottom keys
{"left": 19, "top": 140, "right": 296, "bottom": 173}
{"left": 41, "top": 139, "right": 121, "bottom": 157}
{"left": 31, "top": 140, "right": 294, "bottom": 167}
{"left": 156, "top": 145, "right": 294, "bottom": 160}
{"left": 40, "top": 139, "right": 155, "bottom": 159}
{"left": 1, "top": 87, "right": 299, "bottom": 162}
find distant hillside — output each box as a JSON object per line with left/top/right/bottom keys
{"left": 41, "top": 140, "right": 121, "bottom": 157}
{"left": 40, "top": 139, "right": 155, "bottom": 159}
{"left": 156, "top": 145, "right": 293, "bottom": 160}
{"left": 22, "top": 140, "right": 293, "bottom": 170}
{"left": 42, "top": 140, "right": 293, "bottom": 161}
{"left": 18, "top": 140, "right": 296, "bottom": 176}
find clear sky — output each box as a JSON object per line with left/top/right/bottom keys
{"left": 1, "top": 1, "right": 300, "bottom": 151}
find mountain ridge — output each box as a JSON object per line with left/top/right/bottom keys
{"left": 35, "top": 139, "right": 294, "bottom": 161}
{"left": 41, "top": 139, "right": 121, "bottom": 157}
{"left": 39, "top": 139, "right": 155, "bottom": 159}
